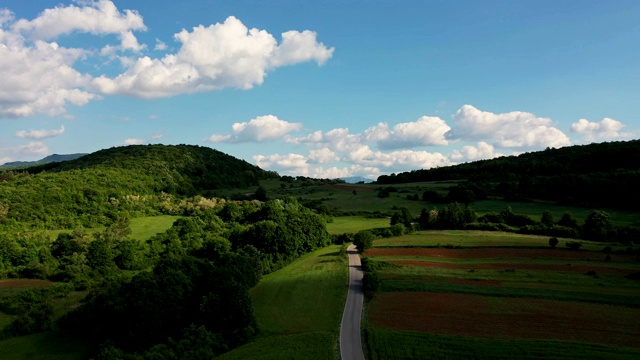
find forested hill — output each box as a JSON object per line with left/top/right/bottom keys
{"left": 0, "top": 145, "right": 279, "bottom": 228}
{"left": 377, "top": 140, "right": 640, "bottom": 209}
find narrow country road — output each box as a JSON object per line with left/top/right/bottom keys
{"left": 340, "top": 244, "right": 365, "bottom": 360}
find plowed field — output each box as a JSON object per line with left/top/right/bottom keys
{"left": 366, "top": 247, "right": 636, "bottom": 261}
{"left": 369, "top": 291, "right": 640, "bottom": 349}
{"left": 390, "top": 260, "right": 636, "bottom": 276}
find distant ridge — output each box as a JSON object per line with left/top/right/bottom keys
{"left": 340, "top": 176, "right": 374, "bottom": 184}
{"left": 0, "top": 153, "right": 87, "bottom": 169}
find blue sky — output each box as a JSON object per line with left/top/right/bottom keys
{"left": 1, "top": 0, "right": 639, "bottom": 179}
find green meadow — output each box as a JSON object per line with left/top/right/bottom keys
{"left": 219, "top": 245, "right": 348, "bottom": 360}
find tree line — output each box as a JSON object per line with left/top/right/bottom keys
{"left": 377, "top": 140, "right": 640, "bottom": 210}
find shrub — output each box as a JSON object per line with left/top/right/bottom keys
{"left": 549, "top": 237, "right": 559, "bottom": 248}
{"left": 565, "top": 241, "right": 582, "bottom": 250}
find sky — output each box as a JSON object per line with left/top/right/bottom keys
{"left": 1, "top": 0, "right": 639, "bottom": 179}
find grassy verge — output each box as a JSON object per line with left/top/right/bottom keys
{"left": 219, "top": 245, "right": 348, "bottom": 360}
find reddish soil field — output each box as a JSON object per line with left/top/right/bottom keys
{"left": 369, "top": 292, "right": 640, "bottom": 349}
{"left": 366, "top": 247, "right": 637, "bottom": 262}
{"left": 446, "top": 278, "right": 502, "bottom": 286}
{"left": 391, "top": 260, "right": 637, "bottom": 276}
{"left": 0, "top": 279, "right": 53, "bottom": 288}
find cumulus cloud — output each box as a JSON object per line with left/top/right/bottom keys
{"left": 0, "top": 30, "right": 98, "bottom": 117}
{"left": 16, "top": 125, "right": 65, "bottom": 139}
{"left": 308, "top": 148, "right": 337, "bottom": 164}
{"left": 12, "top": 0, "right": 146, "bottom": 51}
{"left": 93, "top": 16, "right": 334, "bottom": 98}
{"left": 1, "top": 3, "right": 332, "bottom": 117}
{"left": 1, "top": 141, "right": 50, "bottom": 159}
{"left": 207, "top": 115, "right": 302, "bottom": 143}
{"left": 363, "top": 116, "right": 450, "bottom": 149}
{"left": 449, "top": 141, "right": 503, "bottom": 162}
{"left": 123, "top": 138, "right": 144, "bottom": 145}
{"left": 447, "top": 105, "right": 571, "bottom": 149}
{"left": 570, "top": 118, "right": 632, "bottom": 142}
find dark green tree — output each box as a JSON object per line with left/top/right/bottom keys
{"left": 582, "top": 210, "right": 615, "bottom": 241}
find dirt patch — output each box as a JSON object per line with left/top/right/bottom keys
{"left": 0, "top": 279, "right": 53, "bottom": 288}
{"left": 369, "top": 292, "right": 640, "bottom": 349}
{"left": 366, "top": 247, "right": 637, "bottom": 262}
{"left": 390, "top": 260, "right": 637, "bottom": 276}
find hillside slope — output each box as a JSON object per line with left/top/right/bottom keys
{"left": 377, "top": 140, "right": 640, "bottom": 209}
{"left": 0, "top": 145, "right": 278, "bottom": 228}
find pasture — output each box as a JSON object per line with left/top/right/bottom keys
{"left": 219, "top": 245, "right": 348, "bottom": 360}
{"left": 363, "top": 231, "right": 640, "bottom": 359}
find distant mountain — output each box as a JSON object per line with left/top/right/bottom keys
{"left": 0, "top": 153, "right": 87, "bottom": 169}
{"left": 340, "top": 176, "right": 374, "bottom": 184}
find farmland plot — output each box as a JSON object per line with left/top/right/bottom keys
{"left": 363, "top": 231, "right": 640, "bottom": 359}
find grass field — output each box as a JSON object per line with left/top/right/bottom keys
{"left": 326, "top": 216, "right": 390, "bottom": 235}
{"left": 219, "top": 245, "right": 348, "bottom": 360}
{"left": 363, "top": 231, "right": 640, "bottom": 359}
{"left": 46, "top": 215, "right": 180, "bottom": 241}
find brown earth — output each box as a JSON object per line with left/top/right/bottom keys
{"left": 369, "top": 291, "right": 640, "bottom": 349}
{"left": 366, "top": 247, "right": 637, "bottom": 262}
{"left": 390, "top": 260, "right": 637, "bottom": 276}
{"left": 0, "top": 279, "right": 53, "bottom": 288}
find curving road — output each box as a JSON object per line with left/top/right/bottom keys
{"left": 340, "top": 244, "right": 365, "bottom": 360}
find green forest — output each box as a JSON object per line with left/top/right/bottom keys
{"left": 1, "top": 142, "right": 639, "bottom": 359}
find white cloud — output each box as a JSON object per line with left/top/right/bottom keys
{"left": 570, "top": 118, "right": 632, "bottom": 142}
{"left": 123, "top": 138, "right": 144, "bottom": 145}
{"left": 1, "top": 4, "right": 332, "bottom": 117}
{"left": 308, "top": 148, "right": 337, "bottom": 164}
{"left": 8, "top": 141, "right": 50, "bottom": 158}
{"left": 207, "top": 115, "right": 302, "bottom": 143}
{"left": 363, "top": 116, "right": 450, "bottom": 149}
{"left": 154, "top": 39, "right": 167, "bottom": 51}
{"left": 254, "top": 153, "right": 308, "bottom": 170}
{"left": 12, "top": 0, "right": 146, "bottom": 52}
{"left": 0, "top": 30, "right": 98, "bottom": 117}
{"left": 449, "top": 141, "right": 503, "bottom": 162}
{"left": 16, "top": 125, "right": 65, "bottom": 139}
{"left": 447, "top": 105, "right": 571, "bottom": 149}
{"left": 0, "top": 157, "right": 11, "bottom": 165}
{"left": 93, "top": 16, "right": 334, "bottom": 98}
{"left": 269, "top": 30, "right": 334, "bottom": 67}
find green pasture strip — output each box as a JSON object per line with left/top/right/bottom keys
{"left": 217, "top": 331, "right": 336, "bottom": 360}
{"left": 251, "top": 245, "right": 346, "bottom": 334}
{"left": 0, "top": 331, "right": 93, "bottom": 360}
{"left": 372, "top": 230, "right": 635, "bottom": 252}
{"left": 45, "top": 215, "right": 180, "bottom": 242}
{"left": 326, "top": 216, "right": 390, "bottom": 234}
{"left": 364, "top": 327, "right": 640, "bottom": 360}
{"left": 220, "top": 245, "right": 347, "bottom": 359}
{"left": 471, "top": 199, "right": 640, "bottom": 226}
{"left": 380, "top": 280, "right": 640, "bottom": 307}
{"left": 128, "top": 215, "right": 180, "bottom": 241}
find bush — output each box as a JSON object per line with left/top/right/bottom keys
{"left": 565, "top": 241, "right": 582, "bottom": 250}
{"left": 353, "top": 231, "right": 375, "bottom": 253}
{"left": 549, "top": 237, "right": 559, "bottom": 248}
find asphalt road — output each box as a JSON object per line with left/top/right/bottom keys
{"left": 340, "top": 244, "right": 365, "bottom": 360}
